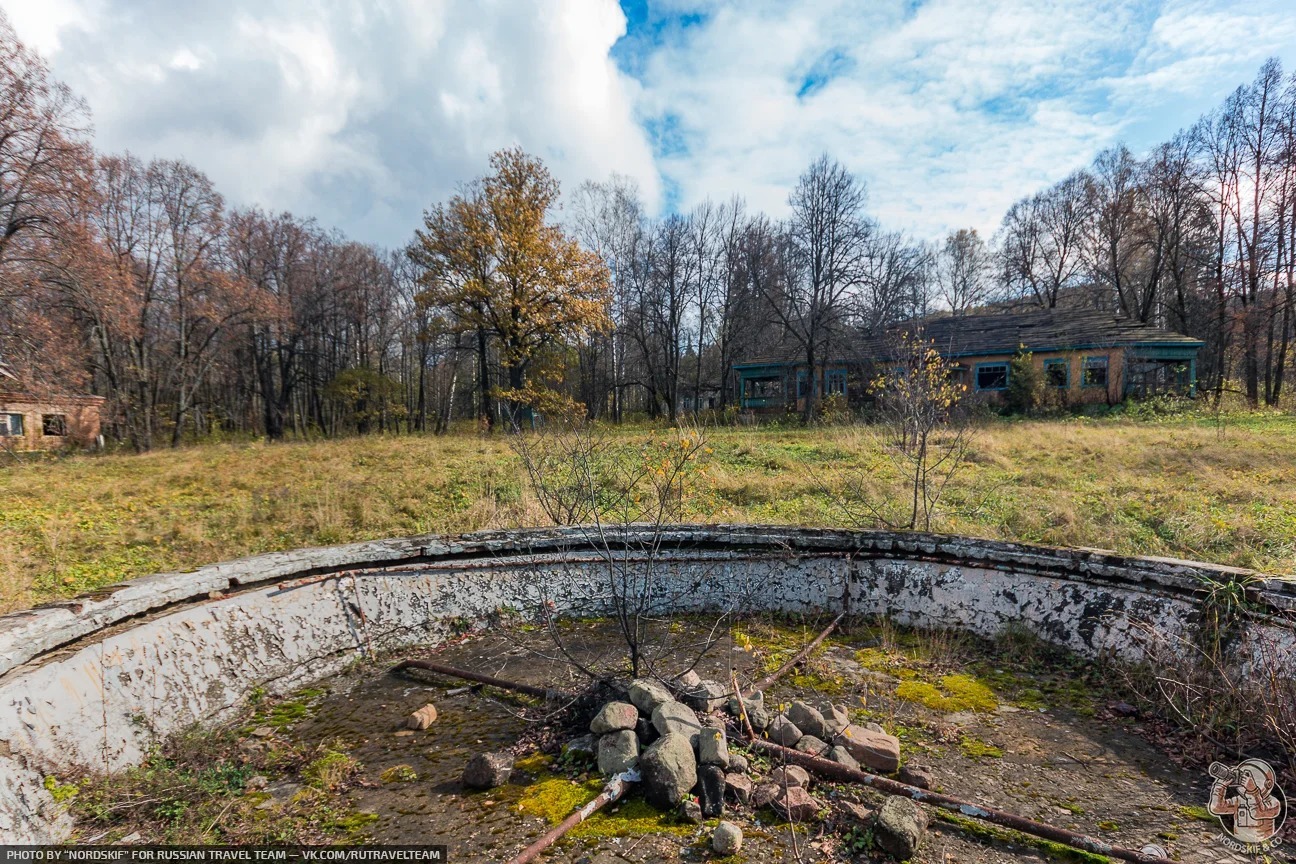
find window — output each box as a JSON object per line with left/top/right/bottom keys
{"left": 745, "top": 377, "right": 782, "bottom": 399}
{"left": 0, "top": 413, "right": 23, "bottom": 436}
{"left": 975, "top": 363, "right": 1009, "bottom": 391}
{"left": 1044, "top": 358, "right": 1069, "bottom": 388}
{"left": 42, "top": 414, "right": 68, "bottom": 436}
{"left": 1081, "top": 356, "right": 1109, "bottom": 388}
{"left": 827, "top": 370, "right": 847, "bottom": 396}
{"left": 796, "top": 370, "right": 809, "bottom": 398}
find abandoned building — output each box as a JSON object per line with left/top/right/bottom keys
{"left": 0, "top": 367, "right": 105, "bottom": 451}
{"left": 734, "top": 309, "right": 1204, "bottom": 414}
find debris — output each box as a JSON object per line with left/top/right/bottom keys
{"left": 724, "top": 772, "right": 752, "bottom": 804}
{"left": 446, "top": 686, "right": 471, "bottom": 696}
{"left": 769, "top": 765, "right": 811, "bottom": 789}
{"left": 698, "top": 727, "right": 730, "bottom": 767}
{"left": 245, "top": 774, "right": 268, "bottom": 791}
{"left": 406, "top": 703, "right": 438, "bottom": 730}
{"left": 590, "top": 701, "right": 638, "bottom": 734}
{"left": 772, "top": 785, "right": 822, "bottom": 821}
{"left": 787, "top": 701, "right": 830, "bottom": 739}
{"left": 795, "top": 734, "right": 829, "bottom": 757}
{"left": 652, "top": 700, "right": 702, "bottom": 744}
{"left": 394, "top": 659, "right": 567, "bottom": 701}
{"left": 874, "top": 796, "right": 928, "bottom": 860}
{"left": 507, "top": 770, "right": 636, "bottom": 864}
{"left": 1111, "top": 701, "right": 1139, "bottom": 718}
{"left": 640, "top": 732, "right": 698, "bottom": 808}
{"left": 250, "top": 726, "right": 274, "bottom": 738}
{"left": 766, "top": 714, "right": 803, "bottom": 747}
{"left": 744, "top": 738, "right": 1170, "bottom": 864}
{"left": 628, "top": 678, "right": 674, "bottom": 715}
{"left": 897, "top": 764, "right": 934, "bottom": 790}
{"left": 840, "top": 801, "right": 875, "bottom": 824}
{"left": 698, "top": 764, "right": 726, "bottom": 817}
{"left": 833, "top": 724, "right": 901, "bottom": 773}
{"left": 827, "top": 745, "right": 860, "bottom": 771}
{"left": 597, "top": 730, "right": 639, "bottom": 776}
{"left": 463, "top": 751, "right": 514, "bottom": 789}
{"left": 712, "top": 821, "right": 743, "bottom": 855}
{"left": 747, "top": 613, "right": 844, "bottom": 695}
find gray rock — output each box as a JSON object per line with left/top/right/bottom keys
{"left": 684, "top": 679, "right": 728, "bottom": 713}
{"left": 728, "top": 752, "right": 749, "bottom": 773}
{"left": 820, "top": 703, "right": 851, "bottom": 734}
{"left": 712, "top": 821, "right": 743, "bottom": 855}
{"left": 747, "top": 704, "right": 771, "bottom": 731}
{"left": 597, "top": 730, "right": 639, "bottom": 775}
{"left": 795, "top": 734, "right": 829, "bottom": 757}
{"left": 640, "top": 732, "right": 698, "bottom": 808}
{"left": 677, "top": 669, "right": 703, "bottom": 690}
{"left": 833, "top": 724, "right": 901, "bottom": 773}
{"left": 769, "top": 765, "right": 811, "bottom": 788}
{"left": 898, "top": 764, "right": 934, "bottom": 790}
{"left": 463, "top": 751, "right": 513, "bottom": 789}
{"left": 679, "top": 798, "right": 703, "bottom": 824}
{"left": 874, "top": 795, "right": 928, "bottom": 860}
{"left": 840, "top": 800, "right": 875, "bottom": 824}
{"left": 628, "top": 678, "right": 674, "bottom": 715}
{"left": 698, "top": 764, "right": 725, "bottom": 818}
{"left": 727, "top": 691, "right": 769, "bottom": 730}
{"left": 751, "top": 783, "right": 779, "bottom": 808}
{"left": 564, "top": 734, "right": 597, "bottom": 761}
{"left": 724, "top": 772, "right": 752, "bottom": 804}
{"left": 828, "top": 745, "right": 860, "bottom": 771}
{"left": 765, "top": 714, "right": 803, "bottom": 746}
{"left": 652, "top": 700, "right": 702, "bottom": 744}
{"left": 698, "top": 727, "right": 730, "bottom": 767}
{"left": 786, "top": 701, "right": 830, "bottom": 739}
{"left": 863, "top": 721, "right": 886, "bottom": 734}
{"left": 772, "top": 785, "right": 822, "bottom": 821}
{"left": 590, "top": 701, "right": 638, "bottom": 734}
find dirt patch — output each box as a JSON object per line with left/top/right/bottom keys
{"left": 69, "top": 618, "right": 1280, "bottom": 862}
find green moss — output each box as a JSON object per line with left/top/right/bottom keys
{"left": 516, "top": 778, "right": 692, "bottom": 838}
{"left": 512, "top": 752, "right": 554, "bottom": 774}
{"left": 43, "top": 775, "right": 79, "bottom": 803}
{"left": 895, "top": 674, "right": 998, "bottom": 712}
{"left": 1177, "top": 805, "right": 1214, "bottom": 822}
{"left": 303, "top": 751, "right": 359, "bottom": 790}
{"left": 328, "top": 810, "right": 379, "bottom": 841}
{"left": 379, "top": 765, "right": 418, "bottom": 783}
{"left": 1156, "top": 831, "right": 1178, "bottom": 841}
{"left": 936, "top": 812, "right": 1112, "bottom": 864}
{"left": 959, "top": 736, "right": 1003, "bottom": 759}
{"left": 1096, "top": 821, "right": 1119, "bottom": 831}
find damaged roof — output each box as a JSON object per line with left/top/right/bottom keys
{"left": 738, "top": 308, "right": 1203, "bottom": 368}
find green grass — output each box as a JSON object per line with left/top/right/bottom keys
{"left": 3, "top": 411, "right": 1295, "bottom": 611}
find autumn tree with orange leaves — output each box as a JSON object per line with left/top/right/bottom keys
{"left": 409, "top": 147, "right": 611, "bottom": 429}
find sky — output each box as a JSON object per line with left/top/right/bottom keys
{"left": 5, "top": 0, "right": 1296, "bottom": 248}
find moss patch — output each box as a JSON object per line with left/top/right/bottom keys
{"left": 1177, "top": 804, "right": 1214, "bottom": 822}
{"left": 959, "top": 736, "right": 1003, "bottom": 759}
{"left": 896, "top": 674, "right": 998, "bottom": 712}
{"left": 936, "top": 812, "right": 1112, "bottom": 864}
{"left": 516, "top": 778, "right": 692, "bottom": 839}
{"left": 379, "top": 765, "right": 418, "bottom": 783}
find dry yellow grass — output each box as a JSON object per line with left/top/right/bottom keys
{"left": 1, "top": 412, "right": 1293, "bottom": 613}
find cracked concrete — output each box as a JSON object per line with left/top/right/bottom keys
{"left": 0, "top": 525, "right": 1291, "bottom": 842}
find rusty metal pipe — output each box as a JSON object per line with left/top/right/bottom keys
{"left": 745, "top": 739, "right": 1169, "bottom": 863}
{"left": 392, "top": 659, "right": 575, "bottom": 701}
{"left": 746, "top": 612, "right": 844, "bottom": 696}
{"left": 507, "top": 772, "right": 637, "bottom": 864}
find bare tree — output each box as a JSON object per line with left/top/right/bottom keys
{"left": 769, "top": 155, "right": 872, "bottom": 421}
{"left": 935, "top": 228, "right": 993, "bottom": 315}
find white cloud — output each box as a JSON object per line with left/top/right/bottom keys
{"left": 2, "top": 0, "right": 1294, "bottom": 246}
{"left": 0, "top": 0, "right": 660, "bottom": 247}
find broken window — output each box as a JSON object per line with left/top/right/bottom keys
{"left": 745, "top": 377, "right": 782, "bottom": 399}
{"left": 827, "top": 370, "right": 847, "bottom": 396}
{"left": 1081, "top": 356, "right": 1109, "bottom": 388}
{"left": 975, "top": 363, "right": 1009, "bottom": 391}
{"left": 42, "top": 414, "right": 68, "bottom": 436}
{"left": 1044, "top": 358, "right": 1069, "bottom": 388}
{"left": 0, "top": 413, "right": 23, "bottom": 436}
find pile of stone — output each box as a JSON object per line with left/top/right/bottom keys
{"left": 742, "top": 696, "right": 902, "bottom": 775}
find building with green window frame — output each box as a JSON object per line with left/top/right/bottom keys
{"left": 733, "top": 308, "right": 1203, "bottom": 414}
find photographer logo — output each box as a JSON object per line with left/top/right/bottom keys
{"left": 1206, "top": 758, "right": 1286, "bottom": 853}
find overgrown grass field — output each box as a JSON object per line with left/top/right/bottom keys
{"left": 2, "top": 410, "right": 1295, "bottom": 613}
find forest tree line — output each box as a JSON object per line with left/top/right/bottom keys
{"left": 2, "top": 13, "right": 1295, "bottom": 448}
